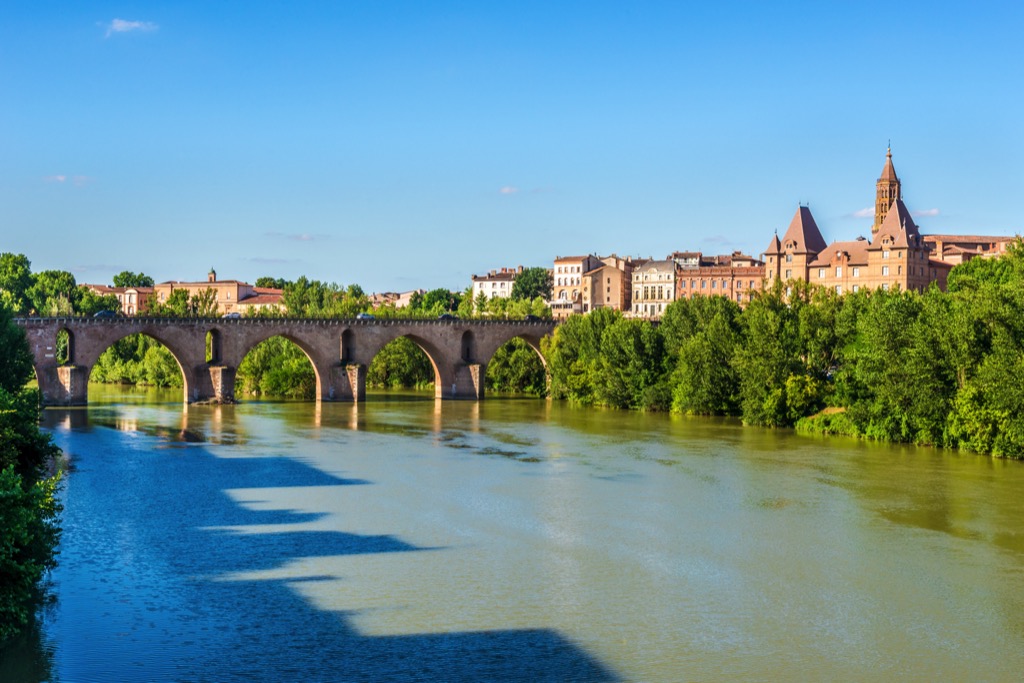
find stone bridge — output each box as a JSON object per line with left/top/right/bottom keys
{"left": 14, "top": 317, "right": 557, "bottom": 406}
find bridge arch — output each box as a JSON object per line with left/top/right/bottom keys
{"left": 230, "top": 329, "right": 329, "bottom": 401}
{"left": 363, "top": 331, "right": 446, "bottom": 395}
{"left": 85, "top": 330, "right": 195, "bottom": 400}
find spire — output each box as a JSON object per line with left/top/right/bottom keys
{"left": 779, "top": 205, "right": 827, "bottom": 254}
{"left": 872, "top": 145, "right": 902, "bottom": 233}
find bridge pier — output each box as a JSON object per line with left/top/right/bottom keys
{"left": 441, "top": 363, "right": 485, "bottom": 400}
{"left": 324, "top": 363, "right": 366, "bottom": 402}
{"left": 36, "top": 365, "right": 90, "bottom": 406}
{"left": 207, "top": 366, "right": 236, "bottom": 403}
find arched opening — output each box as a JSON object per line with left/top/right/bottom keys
{"left": 88, "top": 333, "right": 187, "bottom": 400}
{"left": 235, "top": 336, "right": 318, "bottom": 400}
{"left": 461, "top": 330, "right": 475, "bottom": 363}
{"left": 56, "top": 328, "right": 73, "bottom": 366}
{"left": 485, "top": 337, "right": 547, "bottom": 396}
{"left": 367, "top": 336, "right": 436, "bottom": 393}
{"left": 340, "top": 329, "right": 354, "bottom": 363}
{"left": 206, "top": 329, "right": 221, "bottom": 364}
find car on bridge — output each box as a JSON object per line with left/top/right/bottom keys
{"left": 93, "top": 310, "right": 118, "bottom": 318}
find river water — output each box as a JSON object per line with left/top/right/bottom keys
{"left": 3, "top": 385, "right": 1024, "bottom": 682}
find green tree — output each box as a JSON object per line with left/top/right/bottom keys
{"left": 255, "top": 276, "right": 290, "bottom": 289}
{"left": 112, "top": 271, "right": 155, "bottom": 288}
{"left": 486, "top": 339, "right": 547, "bottom": 395}
{"left": 75, "top": 287, "right": 120, "bottom": 316}
{"left": 596, "top": 318, "right": 668, "bottom": 409}
{"left": 511, "top": 267, "right": 553, "bottom": 301}
{"left": 0, "top": 253, "right": 33, "bottom": 315}
{"left": 27, "top": 270, "right": 79, "bottom": 316}
{"left": 367, "top": 337, "right": 434, "bottom": 389}
{"left": 671, "top": 309, "right": 741, "bottom": 415}
{"left": 0, "top": 304, "right": 62, "bottom": 641}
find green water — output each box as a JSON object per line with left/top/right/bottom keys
{"left": 3, "top": 384, "right": 1024, "bottom": 681}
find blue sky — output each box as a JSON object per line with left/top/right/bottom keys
{"left": 2, "top": 1, "right": 1021, "bottom": 292}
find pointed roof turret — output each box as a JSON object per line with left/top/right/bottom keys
{"left": 874, "top": 198, "right": 921, "bottom": 248}
{"left": 779, "top": 205, "right": 827, "bottom": 255}
{"left": 765, "top": 232, "right": 782, "bottom": 255}
{"left": 879, "top": 145, "right": 899, "bottom": 183}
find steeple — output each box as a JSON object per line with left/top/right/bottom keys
{"left": 873, "top": 145, "right": 901, "bottom": 234}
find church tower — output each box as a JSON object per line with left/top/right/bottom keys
{"left": 872, "top": 146, "right": 901, "bottom": 234}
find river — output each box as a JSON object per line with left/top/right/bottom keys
{"left": 2, "top": 384, "right": 1024, "bottom": 682}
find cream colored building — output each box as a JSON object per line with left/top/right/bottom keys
{"left": 551, "top": 255, "right": 603, "bottom": 319}
{"left": 471, "top": 266, "right": 522, "bottom": 301}
{"left": 631, "top": 259, "right": 676, "bottom": 319}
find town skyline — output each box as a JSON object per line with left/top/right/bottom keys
{"left": 2, "top": 2, "right": 1021, "bottom": 293}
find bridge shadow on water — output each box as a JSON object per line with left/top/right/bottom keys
{"left": 18, "top": 409, "right": 620, "bottom": 683}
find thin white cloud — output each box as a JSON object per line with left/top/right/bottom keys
{"left": 104, "top": 19, "right": 158, "bottom": 38}
{"left": 912, "top": 208, "right": 940, "bottom": 217}
{"left": 849, "top": 207, "right": 873, "bottom": 219}
{"left": 499, "top": 186, "right": 519, "bottom": 195}
{"left": 265, "top": 231, "right": 328, "bottom": 242}
{"left": 44, "top": 175, "right": 67, "bottom": 183}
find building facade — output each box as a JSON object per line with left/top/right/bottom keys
{"left": 673, "top": 251, "right": 764, "bottom": 305}
{"left": 581, "top": 255, "right": 636, "bottom": 314}
{"left": 151, "top": 270, "right": 283, "bottom": 315}
{"left": 471, "top": 266, "right": 522, "bottom": 301}
{"left": 765, "top": 149, "right": 954, "bottom": 295}
{"left": 551, "top": 255, "right": 603, "bottom": 319}
{"left": 631, "top": 259, "right": 676, "bottom": 319}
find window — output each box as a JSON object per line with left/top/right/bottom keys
{"left": 711, "top": 280, "right": 717, "bottom": 289}
{"left": 785, "top": 269, "right": 791, "bottom": 279}
{"left": 818, "top": 268, "right": 825, "bottom": 279}
{"left": 898, "top": 266, "right": 902, "bottom": 275}
{"left": 835, "top": 267, "right": 842, "bottom": 277}
{"left": 786, "top": 254, "right": 793, "bottom": 263}
{"left": 853, "top": 267, "right": 860, "bottom": 278}
{"left": 835, "top": 285, "right": 842, "bottom": 294}
{"left": 883, "top": 250, "right": 890, "bottom": 259}
{"left": 853, "top": 285, "right": 860, "bottom": 293}
{"left": 882, "top": 283, "right": 889, "bottom": 291}
{"left": 882, "top": 266, "right": 889, "bottom": 276}
{"left": 737, "top": 280, "right": 743, "bottom": 289}
{"left": 701, "top": 281, "right": 707, "bottom": 289}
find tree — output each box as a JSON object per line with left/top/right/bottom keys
{"left": 255, "top": 276, "right": 290, "bottom": 289}
{"left": 511, "top": 267, "right": 553, "bottom": 301}
{"left": 76, "top": 287, "right": 120, "bottom": 316}
{"left": 112, "top": 271, "right": 155, "bottom": 288}
{"left": 0, "top": 253, "right": 33, "bottom": 315}
{"left": 0, "top": 304, "right": 62, "bottom": 641}
{"left": 27, "top": 270, "right": 79, "bottom": 316}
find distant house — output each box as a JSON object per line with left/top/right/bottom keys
{"left": 630, "top": 259, "right": 676, "bottom": 319}
{"left": 82, "top": 284, "right": 154, "bottom": 316}
{"left": 471, "top": 266, "right": 522, "bottom": 301}
{"left": 151, "top": 269, "right": 283, "bottom": 315}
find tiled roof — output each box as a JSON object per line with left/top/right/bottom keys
{"left": 779, "top": 206, "right": 827, "bottom": 254}
{"left": 874, "top": 199, "right": 920, "bottom": 248}
{"left": 809, "top": 238, "right": 870, "bottom": 266}
{"left": 236, "top": 292, "right": 282, "bottom": 306}
{"left": 879, "top": 147, "right": 899, "bottom": 182}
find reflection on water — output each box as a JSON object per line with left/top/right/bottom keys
{"left": 4, "top": 384, "right": 1024, "bottom": 681}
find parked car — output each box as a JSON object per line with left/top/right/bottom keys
{"left": 356, "top": 312, "right": 375, "bottom": 320}
{"left": 437, "top": 313, "right": 458, "bottom": 321}
{"left": 524, "top": 314, "right": 542, "bottom": 322}
{"left": 93, "top": 310, "right": 117, "bottom": 318}
{"left": 221, "top": 312, "right": 241, "bottom": 319}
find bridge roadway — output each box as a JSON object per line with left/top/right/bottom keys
{"left": 14, "top": 316, "right": 557, "bottom": 406}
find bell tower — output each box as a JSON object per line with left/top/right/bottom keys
{"left": 873, "top": 146, "right": 901, "bottom": 234}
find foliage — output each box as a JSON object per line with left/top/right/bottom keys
{"left": 0, "top": 305, "right": 62, "bottom": 642}
{"left": 510, "top": 267, "right": 553, "bottom": 301}
{"left": 255, "top": 276, "right": 291, "bottom": 289}
{"left": 75, "top": 287, "right": 120, "bottom": 316}
{"left": 282, "top": 277, "right": 367, "bottom": 318}
{"left": 148, "top": 288, "right": 219, "bottom": 317}
{"left": 486, "top": 338, "right": 547, "bottom": 395}
{"left": 27, "top": 270, "right": 79, "bottom": 317}
{"left": 0, "top": 253, "right": 33, "bottom": 316}
{"left": 367, "top": 338, "right": 434, "bottom": 389}
{"left": 112, "top": 271, "right": 154, "bottom": 288}
{"left": 90, "top": 334, "right": 183, "bottom": 388}
{"left": 235, "top": 337, "right": 316, "bottom": 399}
